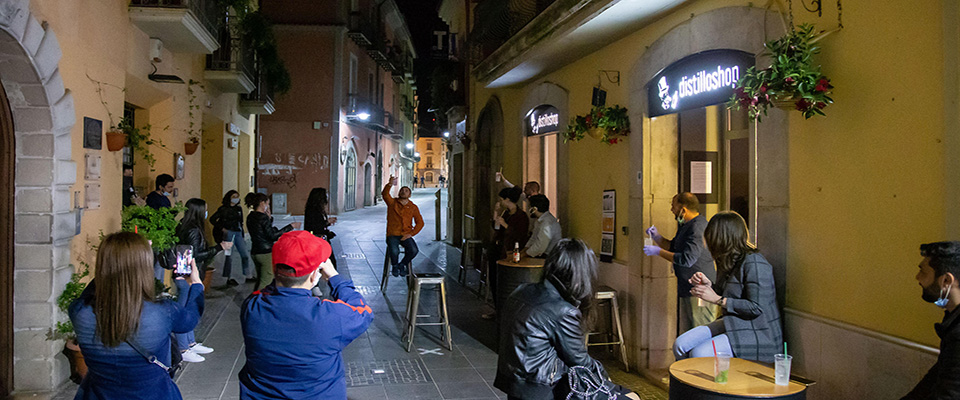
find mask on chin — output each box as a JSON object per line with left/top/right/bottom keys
{"left": 675, "top": 209, "right": 685, "bottom": 225}
{"left": 923, "top": 282, "right": 952, "bottom": 308}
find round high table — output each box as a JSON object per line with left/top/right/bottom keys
{"left": 669, "top": 357, "right": 806, "bottom": 400}
{"left": 495, "top": 257, "right": 545, "bottom": 308}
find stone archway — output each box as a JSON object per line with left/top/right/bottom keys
{"left": 471, "top": 97, "right": 503, "bottom": 242}
{"left": 0, "top": 1, "right": 78, "bottom": 394}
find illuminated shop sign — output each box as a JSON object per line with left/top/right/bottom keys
{"left": 647, "top": 49, "right": 754, "bottom": 117}
{"left": 526, "top": 104, "right": 560, "bottom": 136}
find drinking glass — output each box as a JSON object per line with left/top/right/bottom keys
{"left": 774, "top": 354, "right": 792, "bottom": 386}
{"left": 714, "top": 352, "right": 731, "bottom": 384}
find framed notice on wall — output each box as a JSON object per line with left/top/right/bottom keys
{"left": 681, "top": 151, "right": 719, "bottom": 204}
{"left": 600, "top": 190, "right": 616, "bottom": 262}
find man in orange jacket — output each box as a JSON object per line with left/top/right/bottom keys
{"left": 382, "top": 176, "right": 424, "bottom": 277}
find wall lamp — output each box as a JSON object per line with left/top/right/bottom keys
{"left": 405, "top": 142, "right": 414, "bottom": 149}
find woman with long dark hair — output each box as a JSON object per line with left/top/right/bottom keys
{"left": 246, "top": 192, "right": 299, "bottom": 290}
{"left": 210, "top": 190, "right": 251, "bottom": 284}
{"left": 673, "top": 211, "right": 782, "bottom": 363}
{"left": 174, "top": 198, "right": 231, "bottom": 362}
{"left": 69, "top": 232, "right": 204, "bottom": 399}
{"left": 495, "top": 239, "right": 639, "bottom": 400}
{"left": 304, "top": 187, "right": 338, "bottom": 269}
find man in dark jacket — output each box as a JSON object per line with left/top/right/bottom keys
{"left": 239, "top": 231, "right": 373, "bottom": 399}
{"left": 903, "top": 241, "right": 960, "bottom": 400}
{"left": 644, "top": 192, "right": 718, "bottom": 334}
{"left": 146, "top": 174, "right": 175, "bottom": 209}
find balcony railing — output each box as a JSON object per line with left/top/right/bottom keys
{"left": 204, "top": 20, "right": 256, "bottom": 93}
{"left": 346, "top": 94, "right": 396, "bottom": 135}
{"left": 239, "top": 73, "right": 275, "bottom": 115}
{"left": 129, "top": 0, "right": 222, "bottom": 53}
{"left": 347, "top": 12, "right": 376, "bottom": 47}
{"left": 469, "top": 0, "right": 557, "bottom": 64}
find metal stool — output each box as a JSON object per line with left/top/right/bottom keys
{"left": 586, "top": 287, "right": 628, "bottom": 371}
{"left": 402, "top": 272, "right": 452, "bottom": 352}
{"left": 380, "top": 250, "right": 406, "bottom": 293}
{"left": 457, "top": 239, "right": 484, "bottom": 285}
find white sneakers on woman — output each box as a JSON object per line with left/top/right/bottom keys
{"left": 181, "top": 343, "right": 214, "bottom": 363}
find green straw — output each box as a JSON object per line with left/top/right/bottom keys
{"left": 784, "top": 342, "right": 788, "bottom": 356}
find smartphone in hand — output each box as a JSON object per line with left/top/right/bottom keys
{"left": 175, "top": 245, "right": 193, "bottom": 275}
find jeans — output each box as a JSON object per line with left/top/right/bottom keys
{"left": 173, "top": 278, "right": 196, "bottom": 351}
{"left": 222, "top": 230, "right": 251, "bottom": 278}
{"left": 673, "top": 325, "right": 733, "bottom": 360}
{"left": 386, "top": 236, "right": 419, "bottom": 271}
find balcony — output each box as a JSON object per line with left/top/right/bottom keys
{"left": 390, "top": 51, "right": 412, "bottom": 84}
{"left": 129, "top": 0, "right": 220, "bottom": 54}
{"left": 239, "top": 73, "right": 275, "bottom": 115}
{"left": 345, "top": 94, "right": 395, "bottom": 135}
{"left": 347, "top": 12, "right": 375, "bottom": 47}
{"left": 204, "top": 22, "right": 255, "bottom": 93}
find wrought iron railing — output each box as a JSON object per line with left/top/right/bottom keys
{"left": 347, "top": 11, "right": 377, "bottom": 47}
{"left": 130, "top": 0, "right": 222, "bottom": 40}
{"left": 241, "top": 71, "right": 274, "bottom": 105}
{"left": 205, "top": 18, "right": 255, "bottom": 80}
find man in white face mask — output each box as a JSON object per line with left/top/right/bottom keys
{"left": 146, "top": 173, "right": 175, "bottom": 210}
{"left": 903, "top": 241, "right": 960, "bottom": 399}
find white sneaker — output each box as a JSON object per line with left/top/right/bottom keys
{"left": 190, "top": 343, "right": 214, "bottom": 354}
{"left": 181, "top": 349, "right": 205, "bottom": 363}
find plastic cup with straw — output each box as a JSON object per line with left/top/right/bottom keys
{"left": 713, "top": 340, "right": 730, "bottom": 384}
{"left": 775, "top": 342, "right": 792, "bottom": 386}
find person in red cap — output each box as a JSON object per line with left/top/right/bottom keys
{"left": 382, "top": 175, "right": 424, "bottom": 277}
{"left": 238, "top": 231, "right": 373, "bottom": 399}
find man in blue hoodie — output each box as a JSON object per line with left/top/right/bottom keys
{"left": 239, "top": 231, "right": 373, "bottom": 399}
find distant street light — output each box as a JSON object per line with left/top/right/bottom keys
{"left": 414, "top": 152, "right": 420, "bottom": 157}
{"left": 405, "top": 142, "right": 414, "bottom": 149}
{"left": 443, "top": 131, "right": 450, "bottom": 138}
{"left": 357, "top": 112, "right": 370, "bottom": 120}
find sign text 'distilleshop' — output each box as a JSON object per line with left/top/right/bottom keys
{"left": 647, "top": 49, "right": 755, "bottom": 117}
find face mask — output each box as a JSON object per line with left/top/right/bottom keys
{"left": 205, "top": 210, "right": 208, "bottom": 219}
{"left": 675, "top": 209, "right": 685, "bottom": 225}
{"left": 231, "top": 197, "right": 240, "bottom": 205}
{"left": 936, "top": 286, "right": 951, "bottom": 308}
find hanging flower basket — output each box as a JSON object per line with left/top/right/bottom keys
{"left": 729, "top": 24, "right": 834, "bottom": 121}
{"left": 563, "top": 105, "right": 630, "bottom": 144}
{"left": 184, "top": 140, "right": 199, "bottom": 155}
{"left": 105, "top": 130, "right": 126, "bottom": 152}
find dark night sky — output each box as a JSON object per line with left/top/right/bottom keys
{"left": 395, "top": 0, "right": 447, "bottom": 137}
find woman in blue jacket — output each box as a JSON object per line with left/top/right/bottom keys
{"left": 69, "top": 231, "right": 205, "bottom": 399}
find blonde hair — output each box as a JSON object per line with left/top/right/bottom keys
{"left": 94, "top": 232, "right": 156, "bottom": 347}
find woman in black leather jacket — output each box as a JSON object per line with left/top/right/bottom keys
{"left": 210, "top": 190, "right": 251, "bottom": 284}
{"left": 174, "top": 198, "right": 231, "bottom": 362}
{"left": 494, "top": 239, "right": 639, "bottom": 400}
{"left": 304, "top": 188, "right": 337, "bottom": 269}
{"left": 245, "top": 193, "right": 299, "bottom": 290}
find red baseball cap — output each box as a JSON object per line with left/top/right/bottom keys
{"left": 272, "top": 231, "right": 332, "bottom": 277}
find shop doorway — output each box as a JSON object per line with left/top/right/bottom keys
{"left": 523, "top": 132, "right": 558, "bottom": 215}
{"left": 0, "top": 80, "right": 14, "bottom": 398}
{"left": 676, "top": 105, "right": 751, "bottom": 223}
{"left": 345, "top": 148, "right": 357, "bottom": 211}
{"left": 364, "top": 163, "right": 373, "bottom": 206}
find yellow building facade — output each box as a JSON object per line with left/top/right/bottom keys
{"left": 444, "top": 0, "right": 957, "bottom": 398}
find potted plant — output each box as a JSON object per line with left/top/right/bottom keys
{"left": 184, "top": 80, "right": 203, "bottom": 155}
{"left": 563, "top": 105, "right": 631, "bottom": 144}
{"left": 47, "top": 262, "right": 90, "bottom": 384}
{"left": 729, "top": 23, "right": 834, "bottom": 121}
{"left": 121, "top": 204, "right": 184, "bottom": 254}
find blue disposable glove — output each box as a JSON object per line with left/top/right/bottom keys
{"left": 646, "top": 226, "right": 662, "bottom": 242}
{"left": 643, "top": 245, "right": 661, "bottom": 256}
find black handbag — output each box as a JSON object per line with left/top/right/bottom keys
{"left": 563, "top": 361, "right": 623, "bottom": 400}
{"left": 126, "top": 336, "right": 182, "bottom": 379}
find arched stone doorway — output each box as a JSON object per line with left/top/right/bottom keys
{"left": 363, "top": 162, "right": 373, "bottom": 206}
{"left": 345, "top": 146, "right": 357, "bottom": 211}
{"left": 0, "top": 3, "right": 78, "bottom": 394}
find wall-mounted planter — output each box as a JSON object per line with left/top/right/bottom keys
{"left": 105, "top": 130, "right": 126, "bottom": 151}
{"left": 184, "top": 141, "right": 199, "bottom": 155}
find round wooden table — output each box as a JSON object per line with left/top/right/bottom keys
{"left": 669, "top": 357, "right": 806, "bottom": 400}
{"left": 495, "top": 257, "right": 545, "bottom": 308}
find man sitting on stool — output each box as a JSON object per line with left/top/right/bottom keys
{"left": 523, "top": 194, "right": 561, "bottom": 258}
{"left": 238, "top": 231, "right": 373, "bottom": 399}
{"left": 383, "top": 176, "right": 424, "bottom": 277}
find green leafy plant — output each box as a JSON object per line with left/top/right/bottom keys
{"left": 121, "top": 204, "right": 185, "bottom": 253}
{"left": 186, "top": 80, "right": 204, "bottom": 144}
{"left": 239, "top": 11, "right": 291, "bottom": 95}
{"left": 117, "top": 118, "right": 167, "bottom": 170}
{"left": 563, "top": 105, "right": 631, "bottom": 144}
{"left": 46, "top": 263, "right": 90, "bottom": 342}
{"left": 729, "top": 24, "right": 834, "bottom": 121}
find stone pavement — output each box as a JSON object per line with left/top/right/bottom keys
{"left": 52, "top": 188, "right": 667, "bottom": 400}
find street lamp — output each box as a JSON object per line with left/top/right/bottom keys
{"left": 405, "top": 142, "right": 414, "bottom": 149}
{"left": 357, "top": 112, "right": 370, "bottom": 121}
{"left": 443, "top": 131, "right": 450, "bottom": 138}
{"left": 414, "top": 152, "right": 420, "bottom": 157}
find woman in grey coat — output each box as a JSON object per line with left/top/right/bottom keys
{"left": 673, "top": 211, "right": 783, "bottom": 363}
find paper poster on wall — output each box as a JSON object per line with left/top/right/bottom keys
{"left": 600, "top": 190, "right": 616, "bottom": 262}
{"left": 690, "top": 161, "right": 712, "bottom": 194}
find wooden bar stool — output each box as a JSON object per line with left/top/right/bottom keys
{"left": 402, "top": 272, "right": 452, "bottom": 352}
{"left": 586, "top": 286, "right": 628, "bottom": 371}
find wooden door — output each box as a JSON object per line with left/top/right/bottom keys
{"left": 0, "top": 81, "right": 15, "bottom": 397}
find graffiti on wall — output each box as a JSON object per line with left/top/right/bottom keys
{"left": 259, "top": 152, "right": 329, "bottom": 189}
